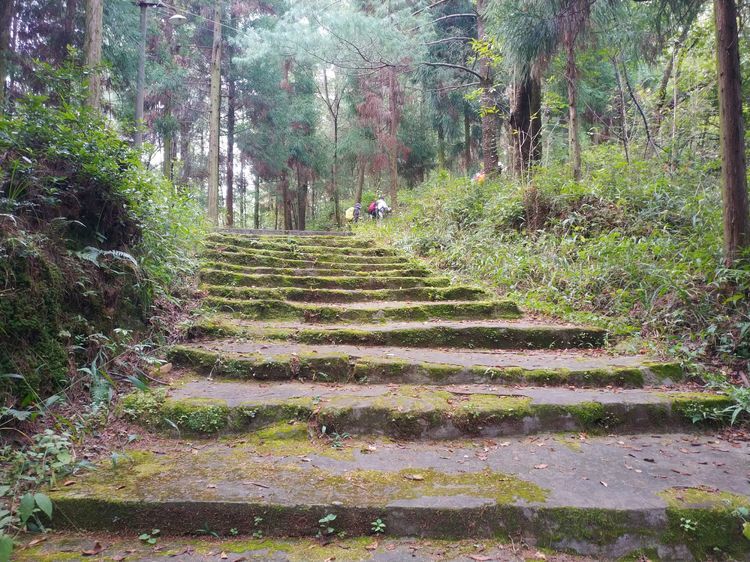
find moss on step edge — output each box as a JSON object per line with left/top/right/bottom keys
{"left": 201, "top": 297, "right": 520, "bottom": 322}
{"left": 658, "top": 486, "right": 750, "bottom": 560}
{"left": 119, "top": 386, "right": 730, "bottom": 437}
{"left": 199, "top": 269, "right": 451, "bottom": 290}
{"left": 202, "top": 284, "right": 491, "bottom": 303}
{"left": 167, "top": 344, "right": 668, "bottom": 388}
{"left": 201, "top": 261, "right": 432, "bottom": 278}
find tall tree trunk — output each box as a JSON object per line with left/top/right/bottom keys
{"left": 564, "top": 38, "right": 582, "bottom": 181}
{"left": 62, "top": 0, "right": 77, "bottom": 53}
{"left": 529, "top": 70, "right": 542, "bottom": 164}
{"left": 508, "top": 75, "right": 531, "bottom": 176}
{"left": 715, "top": 0, "right": 749, "bottom": 263}
{"left": 226, "top": 71, "right": 235, "bottom": 227}
{"left": 0, "top": 0, "right": 13, "bottom": 111}
{"left": 280, "top": 171, "right": 293, "bottom": 230}
{"left": 437, "top": 124, "right": 446, "bottom": 169}
{"left": 476, "top": 0, "right": 499, "bottom": 176}
{"left": 225, "top": 9, "right": 236, "bottom": 227}
{"left": 180, "top": 119, "right": 191, "bottom": 183}
{"left": 207, "top": 0, "right": 222, "bottom": 225}
{"left": 83, "top": 0, "right": 103, "bottom": 109}
{"left": 254, "top": 175, "right": 260, "bottom": 229}
{"left": 355, "top": 156, "right": 366, "bottom": 205}
{"left": 463, "top": 107, "right": 471, "bottom": 172}
{"left": 333, "top": 119, "right": 341, "bottom": 226}
{"left": 388, "top": 67, "right": 399, "bottom": 207}
{"left": 297, "top": 167, "right": 307, "bottom": 231}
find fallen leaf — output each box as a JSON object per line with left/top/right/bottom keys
{"left": 600, "top": 481, "right": 608, "bottom": 487}
{"left": 27, "top": 538, "right": 46, "bottom": 546}
{"left": 533, "top": 552, "right": 548, "bottom": 560}
{"left": 365, "top": 541, "right": 379, "bottom": 551}
{"left": 63, "top": 480, "right": 76, "bottom": 487}
{"left": 468, "top": 556, "right": 493, "bottom": 561}
{"left": 207, "top": 484, "right": 217, "bottom": 488}
{"left": 112, "top": 556, "right": 126, "bottom": 562}
{"left": 534, "top": 464, "right": 548, "bottom": 469}
{"left": 81, "top": 542, "right": 104, "bottom": 556}
{"left": 404, "top": 473, "right": 424, "bottom": 481}
{"left": 220, "top": 552, "right": 228, "bottom": 559}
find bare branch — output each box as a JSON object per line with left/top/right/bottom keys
{"left": 420, "top": 61, "right": 484, "bottom": 81}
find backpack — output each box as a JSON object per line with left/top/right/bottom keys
{"left": 368, "top": 201, "right": 377, "bottom": 213}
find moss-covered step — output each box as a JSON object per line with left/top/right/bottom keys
{"left": 168, "top": 340, "right": 681, "bottom": 388}
{"left": 211, "top": 230, "right": 367, "bottom": 244}
{"left": 49, "top": 430, "right": 750, "bottom": 559}
{"left": 203, "top": 249, "right": 412, "bottom": 270}
{"left": 14, "top": 536, "right": 613, "bottom": 562}
{"left": 200, "top": 269, "right": 451, "bottom": 290}
{"left": 196, "top": 318, "right": 606, "bottom": 349}
{"left": 203, "top": 297, "right": 519, "bottom": 322}
{"left": 123, "top": 379, "right": 733, "bottom": 438}
{"left": 202, "top": 285, "right": 492, "bottom": 303}
{"left": 206, "top": 238, "right": 399, "bottom": 257}
{"left": 202, "top": 261, "right": 432, "bottom": 278}
{"left": 205, "top": 243, "right": 410, "bottom": 264}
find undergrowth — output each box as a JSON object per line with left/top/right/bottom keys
{"left": 0, "top": 61, "right": 205, "bottom": 557}
{"left": 358, "top": 145, "right": 750, "bottom": 379}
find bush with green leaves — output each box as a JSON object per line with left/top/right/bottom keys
{"left": 0, "top": 61, "right": 205, "bottom": 403}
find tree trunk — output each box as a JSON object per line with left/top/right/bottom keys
{"left": 333, "top": 119, "right": 341, "bottom": 226}
{"left": 564, "top": 38, "right": 582, "bottom": 181}
{"left": 476, "top": 0, "right": 499, "bottom": 176}
{"left": 437, "top": 124, "right": 446, "bottom": 169}
{"left": 280, "top": 171, "right": 293, "bottom": 230}
{"left": 180, "top": 119, "right": 191, "bottom": 183}
{"left": 254, "top": 175, "right": 260, "bottom": 229}
{"left": 207, "top": 0, "right": 222, "bottom": 225}
{"left": 388, "top": 67, "right": 399, "bottom": 207}
{"left": 297, "top": 167, "right": 307, "bottom": 231}
{"left": 463, "top": 107, "right": 471, "bottom": 172}
{"left": 355, "top": 156, "right": 366, "bottom": 205}
{"left": 715, "top": 0, "right": 749, "bottom": 263}
{"left": 508, "top": 75, "right": 531, "bottom": 176}
{"left": 225, "top": 9, "right": 237, "bottom": 227}
{"left": 83, "top": 0, "right": 103, "bottom": 109}
{"left": 529, "top": 71, "right": 542, "bottom": 164}
{"left": 0, "top": 0, "right": 13, "bottom": 111}
{"left": 62, "top": 0, "right": 77, "bottom": 53}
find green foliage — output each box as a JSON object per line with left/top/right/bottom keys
{"left": 0, "top": 63, "right": 204, "bottom": 403}
{"left": 358, "top": 144, "right": 749, "bottom": 368}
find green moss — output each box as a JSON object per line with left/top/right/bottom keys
{"left": 121, "top": 388, "right": 167, "bottom": 427}
{"left": 643, "top": 361, "right": 684, "bottom": 382}
{"left": 658, "top": 487, "right": 750, "bottom": 560}
{"left": 161, "top": 398, "right": 230, "bottom": 433}
{"left": 665, "top": 392, "right": 735, "bottom": 424}
{"left": 537, "top": 507, "right": 634, "bottom": 547}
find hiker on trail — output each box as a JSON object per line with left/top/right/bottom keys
{"left": 368, "top": 199, "right": 378, "bottom": 219}
{"left": 375, "top": 195, "right": 391, "bottom": 220}
{"left": 353, "top": 202, "right": 362, "bottom": 223}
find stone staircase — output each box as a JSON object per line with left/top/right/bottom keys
{"left": 49, "top": 230, "right": 750, "bottom": 561}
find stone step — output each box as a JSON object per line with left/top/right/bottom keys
{"left": 207, "top": 243, "right": 410, "bottom": 264}
{"left": 15, "top": 535, "right": 601, "bottom": 562}
{"left": 204, "top": 297, "right": 520, "bottom": 322}
{"left": 202, "top": 285, "right": 492, "bottom": 303}
{"left": 202, "top": 261, "right": 432, "bottom": 278}
{"left": 188, "top": 319, "right": 607, "bottom": 350}
{"left": 49, "top": 429, "right": 750, "bottom": 560}
{"left": 169, "top": 340, "right": 681, "bottom": 388}
{"left": 200, "top": 269, "right": 452, "bottom": 290}
{"left": 209, "top": 228, "right": 358, "bottom": 236}
{"left": 124, "top": 379, "right": 730, "bottom": 438}
{"left": 203, "top": 249, "right": 412, "bottom": 270}
{"left": 207, "top": 237, "right": 396, "bottom": 256}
